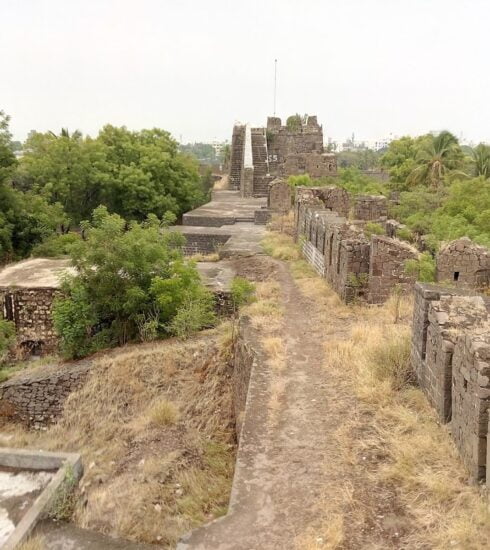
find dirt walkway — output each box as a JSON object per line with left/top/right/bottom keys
{"left": 179, "top": 260, "right": 355, "bottom": 549}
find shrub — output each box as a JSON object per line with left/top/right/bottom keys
{"left": 31, "top": 232, "right": 81, "bottom": 258}
{"left": 404, "top": 253, "right": 436, "bottom": 283}
{"left": 364, "top": 222, "right": 385, "bottom": 237}
{"left": 369, "top": 331, "right": 413, "bottom": 391}
{"left": 53, "top": 207, "right": 213, "bottom": 357}
{"left": 167, "top": 290, "right": 216, "bottom": 340}
{"left": 231, "top": 277, "right": 256, "bottom": 310}
{"left": 395, "top": 227, "right": 414, "bottom": 242}
{"left": 149, "top": 399, "right": 180, "bottom": 426}
{"left": 0, "top": 319, "right": 15, "bottom": 363}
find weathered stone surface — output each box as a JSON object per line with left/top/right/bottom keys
{"left": 367, "top": 236, "right": 418, "bottom": 304}
{"left": 267, "top": 179, "right": 291, "bottom": 213}
{"left": 0, "top": 361, "right": 91, "bottom": 428}
{"left": 436, "top": 237, "right": 490, "bottom": 291}
{"left": 452, "top": 323, "right": 490, "bottom": 481}
{"left": 354, "top": 195, "right": 388, "bottom": 221}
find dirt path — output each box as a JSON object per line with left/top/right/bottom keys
{"left": 179, "top": 260, "right": 356, "bottom": 549}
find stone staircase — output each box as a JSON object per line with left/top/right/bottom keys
{"left": 251, "top": 129, "right": 270, "bottom": 197}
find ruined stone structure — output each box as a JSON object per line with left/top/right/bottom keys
{"left": 410, "top": 282, "right": 490, "bottom": 482}
{"left": 229, "top": 115, "right": 337, "bottom": 198}
{"left": 295, "top": 189, "right": 418, "bottom": 304}
{"left": 436, "top": 237, "right": 490, "bottom": 290}
{"left": 354, "top": 195, "right": 388, "bottom": 221}
{"left": 367, "top": 236, "right": 418, "bottom": 304}
{"left": 0, "top": 259, "right": 75, "bottom": 356}
{"left": 0, "top": 360, "right": 91, "bottom": 428}
{"left": 267, "top": 179, "right": 291, "bottom": 213}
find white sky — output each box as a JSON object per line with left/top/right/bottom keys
{"left": 1, "top": 0, "right": 489, "bottom": 144}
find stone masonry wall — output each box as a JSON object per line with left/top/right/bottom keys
{"left": 452, "top": 323, "right": 490, "bottom": 481}
{"left": 0, "top": 287, "right": 61, "bottom": 355}
{"left": 436, "top": 237, "right": 490, "bottom": 290}
{"left": 354, "top": 195, "right": 388, "bottom": 221}
{"left": 233, "top": 316, "right": 266, "bottom": 439}
{"left": 268, "top": 179, "right": 291, "bottom": 213}
{"left": 181, "top": 234, "right": 231, "bottom": 256}
{"left": 425, "top": 296, "right": 488, "bottom": 423}
{"left": 367, "top": 236, "right": 418, "bottom": 304}
{"left": 410, "top": 283, "right": 480, "bottom": 391}
{"left": 0, "top": 360, "right": 91, "bottom": 428}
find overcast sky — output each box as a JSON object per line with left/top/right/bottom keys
{"left": 1, "top": 0, "right": 489, "bottom": 144}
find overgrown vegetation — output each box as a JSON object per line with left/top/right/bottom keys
{"left": 0, "top": 319, "right": 15, "bottom": 364}
{"left": 53, "top": 206, "right": 215, "bottom": 358}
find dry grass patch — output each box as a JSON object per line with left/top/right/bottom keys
{"left": 0, "top": 330, "right": 236, "bottom": 547}
{"left": 17, "top": 536, "right": 45, "bottom": 550}
{"left": 148, "top": 399, "right": 180, "bottom": 426}
{"left": 188, "top": 252, "right": 220, "bottom": 262}
{"left": 262, "top": 231, "right": 301, "bottom": 261}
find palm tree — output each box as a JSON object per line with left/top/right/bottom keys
{"left": 470, "top": 143, "right": 490, "bottom": 178}
{"left": 407, "top": 131, "right": 463, "bottom": 188}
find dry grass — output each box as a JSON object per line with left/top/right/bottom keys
{"left": 17, "top": 536, "right": 45, "bottom": 550}
{"left": 188, "top": 252, "right": 220, "bottom": 262}
{"left": 262, "top": 231, "right": 301, "bottom": 261}
{"left": 1, "top": 329, "right": 236, "bottom": 547}
{"left": 213, "top": 174, "right": 229, "bottom": 190}
{"left": 148, "top": 399, "right": 180, "bottom": 426}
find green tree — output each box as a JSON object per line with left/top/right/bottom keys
{"left": 407, "top": 131, "right": 464, "bottom": 188}
{"left": 53, "top": 207, "right": 215, "bottom": 357}
{"left": 380, "top": 135, "right": 426, "bottom": 189}
{"left": 470, "top": 143, "right": 490, "bottom": 178}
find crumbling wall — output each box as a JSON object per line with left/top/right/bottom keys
{"left": 452, "top": 323, "right": 490, "bottom": 481}
{"left": 354, "top": 195, "right": 388, "bottom": 221}
{"left": 294, "top": 186, "right": 350, "bottom": 219}
{"left": 425, "top": 296, "right": 488, "bottom": 422}
{"left": 0, "top": 361, "right": 91, "bottom": 428}
{"left": 367, "top": 236, "right": 418, "bottom": 304}
{"left": 410, "top": 283, "right": 479, "bottom": 390}
{"left": 436, "top": 237, "right": 490, "bottom": 290}
{"left": 0, "top": 288, "right": 60, "bottom": 355}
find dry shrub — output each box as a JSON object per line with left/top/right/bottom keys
{"left": 17, "top": 537, "right": 45, "bottom": 550}
{"left": 148, "top": 399, "right": 180, "bottom": 426}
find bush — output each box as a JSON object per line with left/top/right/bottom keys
{"left": 230, "top": 277, "right": 256, "bottom": 310}
{"left": 364, "top": 222, "right": 385, "bottom": 237}
{"left": 404, "top": 253, "right": 436, "bottom": 283}
{"left": 53, "top": 207, "right": 214, "bottom": 357}
{"left": 0, "top": 319, "right": 15, "bottom": 363}
{"left": 31, "top": 232, "right": 81, "bottom": 258}
{"left": 167, "top": 290, "right": 216, "bottom": 340}
{"left": 395, "top": 227, "right": 414, "bottom": 242}
{"left": 369, "top": 332, "right": 413, "bottom": 391}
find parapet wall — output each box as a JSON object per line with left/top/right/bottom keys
{"left": 410, "top": 282, "right": 490, "bottom": 483}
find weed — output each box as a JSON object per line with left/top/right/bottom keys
{"left": 149, "top": 399, "right": 180, "bottom": 426}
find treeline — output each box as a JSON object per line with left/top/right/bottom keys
{"left": 0, "top": 110, "right": 209, "bottom": 263}
{"left": 293, "top": 131, "right": 490, "bottom": 251}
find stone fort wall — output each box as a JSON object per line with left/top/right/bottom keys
{"left": 411, "top": 282, "right": 490, "bottom": 484}
{"left": 294, "top": 187, "right": 416, "bottom": 304}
